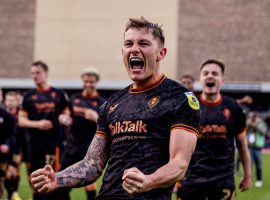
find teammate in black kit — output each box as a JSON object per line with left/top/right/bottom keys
{"left": 60, "top": 68, "right": 105, "bottom": 200}
{"left": 18, "top": 61, "right": 71, "bottom": 200}
{"left": 30, "top": 17, "right": 200, "bottom": 200}
{"left": 4, "top": 91, "right": 23, "bottom": 200}
{"left": 0, "top": 107, "right": 17, "bottom": 199}
{"left": 178, "top": 60, "right": 252, "bottom": 200}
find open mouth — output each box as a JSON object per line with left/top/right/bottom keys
{"left": 129, "top": 57, "right": 145, "bottom": 70}
{"left": 206, "top": 81, "right": 215, "bottom": 88}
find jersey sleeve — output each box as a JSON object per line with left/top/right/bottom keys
{"left": 170, "top": 92, "right": 200, "bottom": 137}
{"left": 234, "top": 104, "right": 247, "bottom": 135}
{"left": 20, "top": 94, "right": 30, "bottom": 114}
{"left": 59, "top": 91, "right": 70, "bottom": 113}
{"left": 96, "top": 101, "right": 110, "bottom": 139}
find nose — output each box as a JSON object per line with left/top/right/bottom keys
{"left": 130, "top": 44, "right": 140, "bottom": 54}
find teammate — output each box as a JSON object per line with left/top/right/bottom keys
{"left": 30, "top": 17, "right": 200, "bottom": 199}
{"left": 0, "top": 106, "right": 17, "bottom": 199}
{"left": 178, "top": 59, "right": 252, "bottom": 200}
{"left": 4, "top": 91, "right": 23, "bottom": 200}
{"left": 18, "top": 61, "right": 71, "bottom": 200}
{"left": 180, "top": 75, "right": 195, "bottom": 92}
{"left": 60, "top": 68, "right": 106, "bottom": 200}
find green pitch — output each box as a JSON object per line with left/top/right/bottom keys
{"left": 17, "top": 154, "right": 270, "bottom": 200}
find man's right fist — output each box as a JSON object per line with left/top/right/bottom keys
{"left": 31, "top": 165, "right": 57, "bottom": 193}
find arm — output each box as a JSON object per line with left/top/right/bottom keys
{"left": 31, "top": 135, "right": 110, "bottom": 193}
{"left": 236, "top": 132, "right": 252, "bottom": 191}
{"left": 122, "top": 129, "right": 197, "bottom": 194}
{"left": 58, "top": 107, "right": 73, "bottom": 127}
{"left": 18, "top": 110, "right": 53, "bottom": 130}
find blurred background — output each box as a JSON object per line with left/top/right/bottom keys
{"left": 0, "top": 0, "right": 270, "bottom": 199}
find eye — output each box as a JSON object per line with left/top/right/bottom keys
{"left": 124, "top": 41, "right": 133, "bottom": 47}
{"left": 212, "top": 71, "right": 218, "bottom": 76}
{"left": 203, "top": 71, "right": 208, "bottom": 76}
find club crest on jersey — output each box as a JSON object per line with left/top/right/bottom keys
{"left": 184, "top": 92, "right": 200, "bottom": 110}
{"left": 51, "top": 91, "right": 57, "bottom": 99}
{"left": 148, "top": 96, "right": 160, "bottom": 109}
{"left": 223, "top": 108, "right": 231, "bottom": 120}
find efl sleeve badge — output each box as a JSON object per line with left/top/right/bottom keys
{"left": 184, "top": 92, "right": 200, "bottom": 110}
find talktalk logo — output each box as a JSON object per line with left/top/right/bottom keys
{"left": 109, "top": 120, "right": 147, "bottom": 135}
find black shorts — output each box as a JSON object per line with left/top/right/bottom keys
{"left": 178, "top": 178, "right": 236, "bottom": 200}
{"left": 28, "top": 146, "right": 61, "bottom": 173}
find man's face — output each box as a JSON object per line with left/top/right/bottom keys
{"left": 122, "top": 28, "right": 166, "bottom": 84}
{"left": 30, "top": 66, "right": 48, "bottom": 87}
{"left": 82, "top": 74, "right": 98, "bottom": 94}
{"left": 200, "top": 64, "right": 224, "bottom": 96}
{"left": 4, "top": 95, "right": 18, "bottom": 110}
{"left": 181, "top": 78, "right": 194, "bottom": 91}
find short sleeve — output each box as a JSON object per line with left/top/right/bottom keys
{"left": 96, "top": 101, "right": 110, "bottom": 139}
{"left": 234, "top": 104, "right": 246, "bottom": 135}
{"left": 170, "top": 92, "right": 200, "bottom": 137}
{"left": 20, "top": 95, "right": 30, "bottom": 114}
{"left": 59, "top": 91, "right": 69, "bottom": 112}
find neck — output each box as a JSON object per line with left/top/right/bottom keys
{"left": 202, "top": 92, "right": 221, "bottom": 103}
{"left": 82, "top": 90, "right": 97, "bottom": 97}
{"left": 6, "top": 107, "right": 17, "bottom": 114}
{"left": 37, "top": 82, "right": 49, "bottom": 90}
{"left": 133, "top": 72, "right": 162, "bottom": 89}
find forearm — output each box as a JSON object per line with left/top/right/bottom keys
{"left": 56, "top": 160, "right": 102, "bottom": 189}
{"left": 18, "top": 117, "right": 38, "bottom": 128}
{"left": 55, "top": 136, "right": 109, "bottom": 189}
{"left": 145, "top": 159, "right": 188, "bottom": 191}
{"left": 237, "top": 140, "right": 252, "bottom": 178}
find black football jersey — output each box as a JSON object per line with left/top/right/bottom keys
{"left": 66, "top": 93, "right": 105, "bottom": 148}
{"left": 95, "top": 74, "right": 200, "bottom": 200}
{"left": 0, "top": 108, "right": 16, "bottom": 146}
{"left": 21, "top": 87, "right": 68, "bottom": 149}
{"left": 182, "top": 95, "right": 246, "bottom": 186}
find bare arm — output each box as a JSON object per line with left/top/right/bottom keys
{"left": 122, "top": 129, "right": 197, "bottom": 194}
{"left": 56, "top": 135, "right": 110, "bottom": 189}
{"left": 236, "top": 132, "right": 252, "bottom": 191}
{"left": 31, "top": 135, "right": 110, "bottom": 193}
{"left": 18, "top": 110, "right": 53, "bottom": 130}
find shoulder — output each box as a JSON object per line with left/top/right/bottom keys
{"left": 70, "top": 93, "right": 81, "bottom": 100}
{"left": 162, "top": 78, "right": 188, "bottom": 93}
{"left": 107, "top": 86, "right": 130, "bottom": 105}
{"left": 222, "top": 96, "right": 241, "bottom": 109}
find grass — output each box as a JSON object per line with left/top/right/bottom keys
{"left": 14, "top": 154, "right": 270, "bottom": 200}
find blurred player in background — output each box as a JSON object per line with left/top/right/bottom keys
{"left": 18, "top": 61, "right": 71, "bottom": 200}
{"left": 4, "top": 91, "right": 23, "bottom": 200}
{"left": 178, "top": 59, "right": 252, "bottom": 200}
{"left": 246, "top": 111, "right": 267, "bottom": 188}
{"left": 30, "top": 17, "right": 200, "bottom": 200}
{"left": 0, "top": 105, "right": 17, "bottom": 199}
{"left": 0, "top": 88, "right": 3, "bottom": 108}
{"left": 60, "top": 68, "right": 105, "bottom": 200}
{"left": 180, "top": 74, "right": 195, "bottom": 92}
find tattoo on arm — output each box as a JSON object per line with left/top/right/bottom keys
{"left": 56, "top": 136, "right": 110, "bottom": 189}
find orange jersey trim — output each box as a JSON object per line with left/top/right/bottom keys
{"left": 96, "top": 131, "right": 109, "bottom": 139}
{"left": 171, "top": 124, "right": 199, "bottom": 137}
{"left": 238, "top": 127, "right": 247, "bottom": 135}
{"left": 199, "top": 94, "right": 223, "bottom": 107}
{"left": 129, "top": 74, "right": 166, "bottom": 94}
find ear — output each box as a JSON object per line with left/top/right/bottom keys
{"left": 221, "top": 76, "right": 225, "bottom": 86}
{"left": 157, "top": 48, "right": 167, "bottom": 61}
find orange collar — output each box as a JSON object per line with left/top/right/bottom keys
{"left": 199, "top": 94, "right": 223, "bottom": 106}
{"left": 129, "top": 74, "right": 166, "bottom": 94}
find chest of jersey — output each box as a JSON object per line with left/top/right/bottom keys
{"left": 107, "top": 92, "right": 173, "bottom": 143}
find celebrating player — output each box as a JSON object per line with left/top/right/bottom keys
{"left": 60, "top": 68, "right": 105, "bottom": 200}
{"left": 30, "top": 17, "right": 200, "bottom": 200}
{"left": 18, "top": 61, "right": 71, "bottom": 200}
{"left": 178, "top": 59, "right": 252, "bottom": 200}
